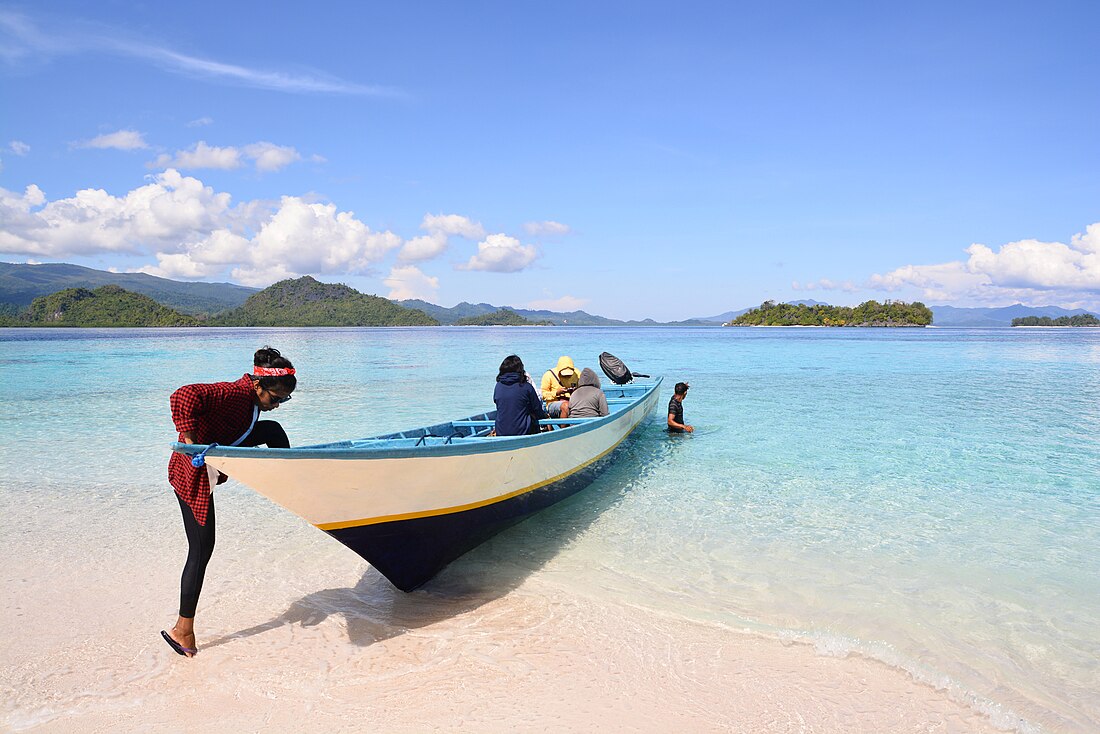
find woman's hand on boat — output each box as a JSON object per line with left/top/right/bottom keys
{"left": 179, "top": 431, "right": 197, "bottom": 444}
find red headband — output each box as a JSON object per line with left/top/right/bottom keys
{"left": 254, "top": 366, "right": 295, "bottom": 376}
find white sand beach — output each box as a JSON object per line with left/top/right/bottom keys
{"left": 3, "top": 586, "right": 1003, "bottom": 733}
{"left": 1, "top": 517, "right": 1004, "bottom": 733}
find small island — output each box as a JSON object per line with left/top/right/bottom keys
{"left": 1011, "top": 314, "right": 1099, "bottom": 327}
{"left": 453, "top": 308, "right": 553, "bottom": 326}
{"left": 727, "top": 300, "right": 932, "bottom": 327}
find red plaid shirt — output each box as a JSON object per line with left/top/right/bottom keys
{"left": 168, "top": 374, "right": 256, "bottom": 525}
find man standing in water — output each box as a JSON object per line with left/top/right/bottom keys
{"left": 667, "top": 381, "right": 693, "bottom": 433}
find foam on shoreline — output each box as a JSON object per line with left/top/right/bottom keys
{"left": 1, "top": 552, "right": 1010, "bottom": 734}
{"left": 5, "top": 598, "right": 1007, "bottom": 733}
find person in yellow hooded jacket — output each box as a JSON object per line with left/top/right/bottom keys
{"left": 540, "top": 355, "right": 579, "bottom": 418}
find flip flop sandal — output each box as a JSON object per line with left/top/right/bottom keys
{"left": 161, "top": 629, "right": 197, "bottom": 657}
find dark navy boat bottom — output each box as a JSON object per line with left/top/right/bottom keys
{"left": 326, "top": 456, "right": 613, "bottom": 591}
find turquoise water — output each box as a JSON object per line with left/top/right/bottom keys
{"left": 1, "top": 326, "right": 1097, "bottom": 731}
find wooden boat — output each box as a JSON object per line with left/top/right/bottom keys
{"left": 172, "top": 376, "right": 662, "bottom": 591}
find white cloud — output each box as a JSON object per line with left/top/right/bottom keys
{"left": 0, "top": 171, "right": 231, "bottom": 256}
{"left": 523, "top": 220, "right": 572, "bottom": 237}
{"left": 0, "top": 171, "right": 401, "bottom": 286}
{"left": 0, "top": 9, "right": 395, "bottom": 96}
{"left": 422, "top": 213, "right": 485, "bottom": 239}
{"left": 154, "top": 141, "right": 242, "bottom": 170}
{"left": 187, "top": 117, "right": 213, "bottom": 127}
{"left": 397, "top": 213, "right": 485, "bottom": 262}
{"left": 78, "top": 129, "right": 148, "bottom": 150}
{"left": 9, "top": 140, "right": 29, "bottom": 155}
{"left": 152, "top": 140, "right": 302, "bottom": 173}
{"left": 143, "top": 47, "right": 392, "bottom": 96}
{"left": 15, "top": 184, "right": 44, "bottom": 206}
{"left": 869, "top": 223, "right": 1100, "bottom": 306}
{"left": 221, "top": 198, "right": 400, "bottom": 286}
{"left": 142, "top": 252, "right": 228, "bottom": 279}
{"left": 243, "top": 142, "right": 301, "bottom": 172}
{"left": 792, "top": 278, "right": 858, "bottom": 293}
{"left": 398, "top": 233, "right": 447, "bottom": 262}
{"left": 384, "top": 265, "right": 440, "bottom": 301}
{"left": 965, "top": 233, "right": 1099, "bottom": 289}
{"left": 458, "top": 234, "right": 538, "bottom": 273}
{"left": 527, "top": 295, "right": 588, "bottom": 311}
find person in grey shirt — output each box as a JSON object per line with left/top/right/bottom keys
{"left": 568, "top": 367, "right": 609, "bottom": 418}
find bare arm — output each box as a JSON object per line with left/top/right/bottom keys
{"left": 668, "top": 412, "right": 694, "bottom": 433}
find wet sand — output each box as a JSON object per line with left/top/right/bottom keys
{"left": 0, "top": 471, "right": 1011, "bottom": 733}
{"left": 2, "top": 561, "right": 1003, "bottom": 733}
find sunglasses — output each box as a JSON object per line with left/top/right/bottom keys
{"left": 267, "top": 391, "right": 292, "bottom": 404}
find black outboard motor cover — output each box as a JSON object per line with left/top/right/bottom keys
{"left": 599, "top": 352, "right": 635, "bottom": 385}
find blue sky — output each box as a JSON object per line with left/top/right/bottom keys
{"left": 1, "top": 1, "right": 1097, "bottom": 320}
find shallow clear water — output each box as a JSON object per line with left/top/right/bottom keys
{"left": 1, "top": 326, "right": 1097, "bottom": 731}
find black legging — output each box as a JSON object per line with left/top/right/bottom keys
{"left": 177, "top": 420, "right": 289, "bottom": 617}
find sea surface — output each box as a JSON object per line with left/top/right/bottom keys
{"left": 1, "top": 326, "right": 1098, "bottom": 731}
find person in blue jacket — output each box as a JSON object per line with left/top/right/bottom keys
{"left": 494, "top": 354, "right": 549, "bottom": 436}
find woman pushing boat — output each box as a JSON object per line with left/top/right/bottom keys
{"left": 161, "top": 346, "right": 297, "bottom": 658}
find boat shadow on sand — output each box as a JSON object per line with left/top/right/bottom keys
{"left": 204, "top": 425, "right": 674, "bottom": 651}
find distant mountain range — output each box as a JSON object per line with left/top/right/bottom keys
{"left": 927, "top": 303, "right": 1097, "bottom": 327}
{"left": 395, "top": 299, "right": 713, "bottom": 326}
{"left": 0, "top": 262, "right": 257, "bottom": 315}
{"left": 1, "top": 262, "right": 1095, "bottom": 327}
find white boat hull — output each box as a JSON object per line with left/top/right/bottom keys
{"left": 176, "top": 379, "right": 662, "bottom": 590}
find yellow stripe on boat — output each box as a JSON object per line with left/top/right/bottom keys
{"left": 315, "top": 430, "right": 632, "bottom": 530}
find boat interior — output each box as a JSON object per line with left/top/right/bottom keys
{"left": 301, "top": 383, "right": 656, "bottom": 451}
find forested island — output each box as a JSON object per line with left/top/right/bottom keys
{"left": 1011, "top": 314, "right": 1100, "bottom": 327}
{"left": 208, "top": 277, "right": 436, "bottom": 326}
{"left": 10, "top": 285, "right": 199, "bottom": 327}
{"left": 727, "top": 300, "right": 933, "bottom": 327}
{"left": 0, "top": 276, "right": 437, "bottom": 327}
{"left": 453, "top": 308, "right": 552, "bottom": 326}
